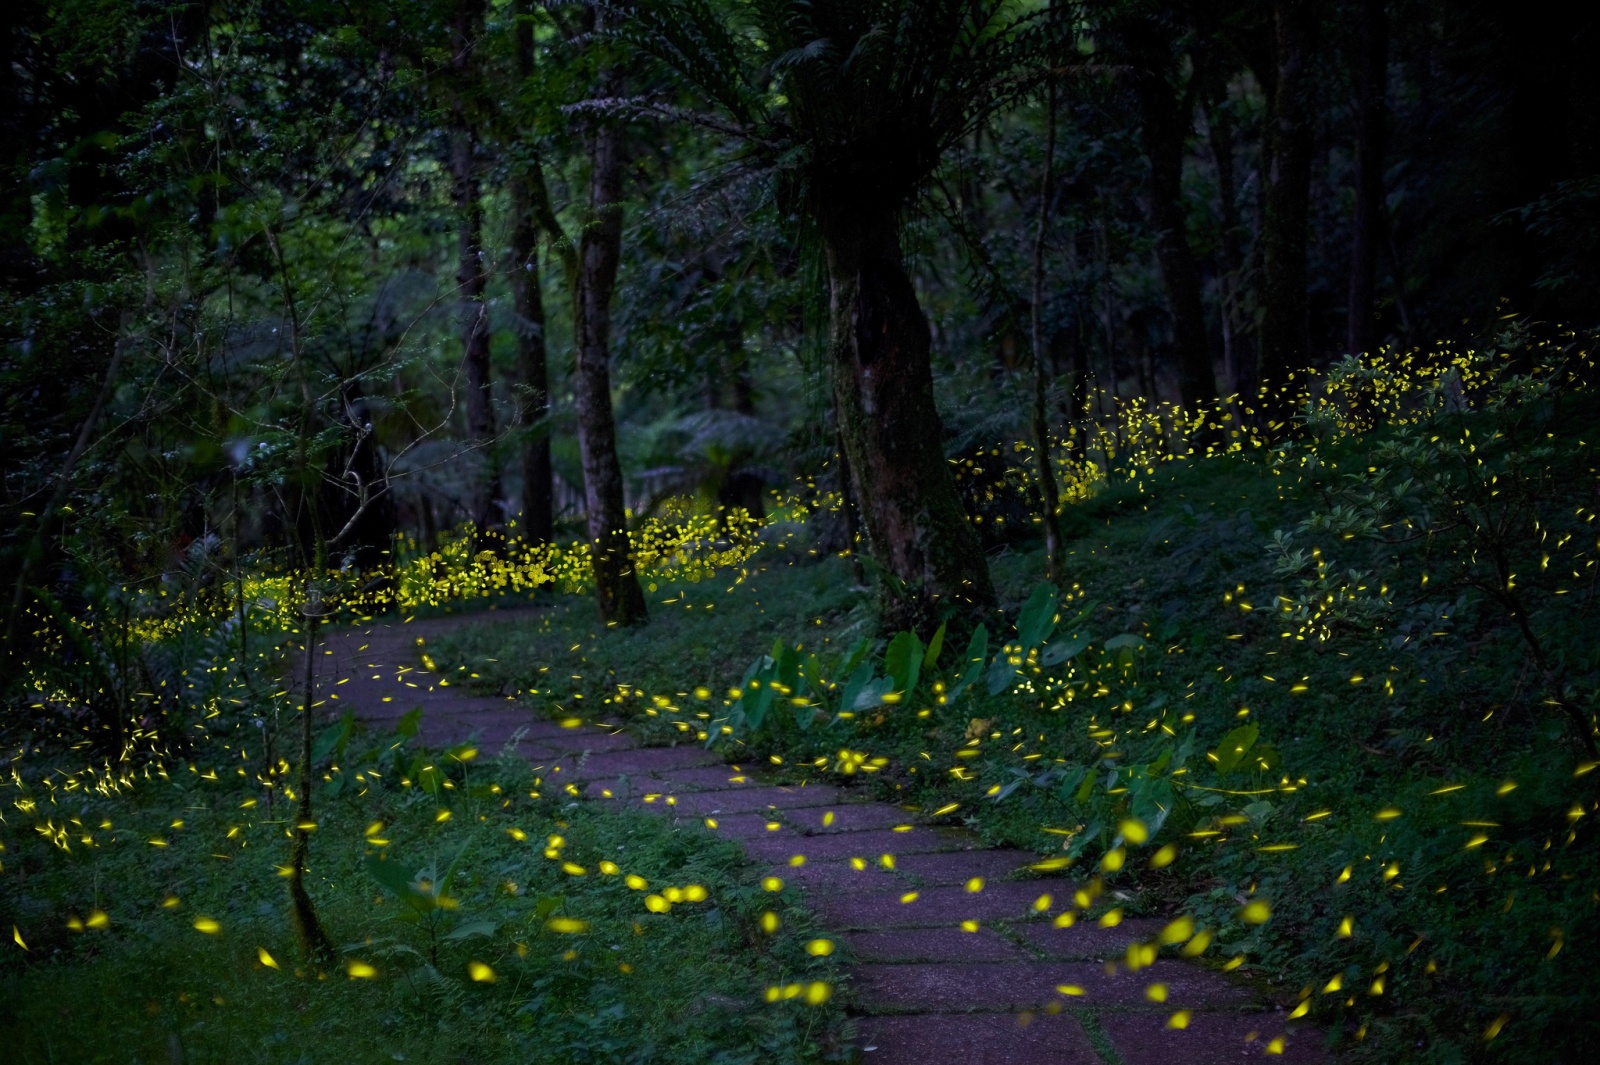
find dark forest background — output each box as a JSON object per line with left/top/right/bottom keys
{"left": 4, "top": 0, "right": 1599, "bottom": 650}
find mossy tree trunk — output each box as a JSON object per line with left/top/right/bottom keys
{"left": 822, "top": 210, "right": 994, "bottom": 636}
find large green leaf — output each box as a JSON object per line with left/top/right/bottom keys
{"left": 772, "top": 640, "right": 800, "bottom": 692}
{"left": 850, "top": 675, "right": 896, "bottom": 711}
{"left": 1039, "top": 634, "right": 1089, "bottom": 667}
{"left": 922, "top": 621, "right": 947, "bottom": 671}
{"left": 883, "top": 630, "right": 923, "bottom": 695}
{"left": 839, "top": 658, "right": 875, "bottom": 713}
{"left": 442, "top": 919, "right": 497, "bottom": 941}
{"left": 1210, "top": 723, "right": 1259, "bottom": 775}
{"left": 1016, "top": 582, "right": 1059, "bottom": 650}
{"left": 986, "top": 653, "right": 1015, "bottom": 696}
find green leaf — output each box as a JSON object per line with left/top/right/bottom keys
{"left": 1016, "top": 583, "right": 1059, "bottom": 650}
{"left": 800, "top": 653, "right": 827, "bottom": 699}
{"left": 743, "top": 680, "right": 775, "bottom": 731}
{"left": 986, "top": 647, "right": 1018, "bottom": 695}
{"left": 839, "top": 658, "right": 875, "bottom": 714}
{"left": 414, "top": 761, "right": 446, "bottom": 798}
{"left": 884, "top": 631, "right": 923, "bottom": 695}
{"left": 442, "top": 919, "right": 497, "bottom": 941}
{"left": 1040, "top": 634, "right": 1089, "bottom": 667}
{"left": 773, "top": 641, "right": 800, "bottom": 692}
{"left": 922, "top": 621, "right": 947, "bottom": 671}
{"left": 366, "top": 856, "right": 432, "bottom": 915}
{"left": 1102, "top": 633, "right": 1146, "bottom": 652}
{"left": 850, "top": 675, "right": 896, "bottom": 711}
{"left": 1211, "top": 723, "right": 1259, "bottom": 775}
{"left": 840, "top": 637, "right": 872, "bottom": 677}
{"left": 732, "top": 655, "right": 776, "bottom": 732}
{"left": 394, "top": 706, "right": 422, "bottom": 739}
{"left": 312, "top": 710, "right": 355, "bottom": 766}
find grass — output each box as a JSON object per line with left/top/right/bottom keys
{"left": 0, "top": 723, "right": 846, "bottom": 1064}
{"left": 431, "top": 396, "right": 1600, "bottom": 1063}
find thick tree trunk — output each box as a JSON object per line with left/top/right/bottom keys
{"left": 822, "top": 211, "right": 994, "bottom": 636}
{"left": 509, "top": 174, "right": 554, "bottom": 546}
{"left": 451, "top": 0, "right": 499, "bottom": 533}
{"left": 1134, "top": 65, "right": 1216, "bottom": 411}
{"left": 1346, "top": 0, "right": 1387, "bottom": 358}
{"left": 573, "top": 47, "right": 647, "bottom": 627}
{"left": 1256, "top": 0, "right": 1316, "bottom": 427}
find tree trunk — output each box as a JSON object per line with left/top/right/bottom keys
{"left": 451, "top": 0, "right": 499, "bottom": 533}
{"left": 1346, "top": 0, "right": 1387, "bottom": 359}
{"left": 1205, "top": 99, "right": 1252, "bottom": 396}
{"left": 573, "top": 35, "right": 647, "bottom": 628}
{"left": 1134, "top": 59, "right": 1216, "bottom": 411}
{"left": 1031, "top": 83, "right": 1065, "bottom": 585}
{"left": 509, "top": 173, "right": 554, "bottom": 546}
{"left": 822, "top": 210, "right": 994, "bottom": 636}
{"left": 1256, "top": 0, "right": 1316, "bottom": 427}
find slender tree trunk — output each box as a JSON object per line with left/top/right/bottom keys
{"left": 1134, "top": 65, "right": 1216, "bottom": 411}
{"left": 822, "top": 210, "right": 995, "bottom": 636}
{"left": 1346, "top": 0, "right": 1387, "bottom": 358}
{"left": 510, "top": 2, "right": 553, "bottom": 546}
{"left": 1031, "top": 83, "right": 1065, "bottom": 585}
{"left": 451, "top": 0, "right": 499, "bottom": 534}
{"left": 288, "top": 588, "right": 334, "bottom": 962}
{"left": 573, "top": 29, "right": 647, "bottom": 627}
{"left": 1257, "top": 0, "right": 1316, "bottom": 427}
{"left": 835, "top": 428, "right": 866, "bottom": 585}
{"left": 1205, "top": 99, "right": 1251, "bottom": 396}
{"left": 509, "top": 175, "right": 554, "bottom": 546}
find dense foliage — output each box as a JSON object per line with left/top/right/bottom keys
{"left": 4, "top": 1, "right": 1600, "bottom": 1062}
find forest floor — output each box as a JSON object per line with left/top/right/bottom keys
{"left": 344, "top": 607, "right": 1319, "bottom": 1064}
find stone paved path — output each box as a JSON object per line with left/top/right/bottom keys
{"left": 313, "top": 611, "right": 1326, "bottom": 1064}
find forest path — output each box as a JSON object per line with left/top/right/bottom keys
{"left": 312, "top": 609, "right": 1322, "bottom": 1065}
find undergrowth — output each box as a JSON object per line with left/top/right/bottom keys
{"left": 434, "top": 371, "right": 1600, "bottom": 1063}
{"left": 0, "top": 721, "right": 845, "bottom": 1064}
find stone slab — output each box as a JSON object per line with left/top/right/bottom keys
{"left": 665, "top": 784, "right": 841, "bottom": 815}
{"left": 782, "top": 804, "right": 915, "bottom": 834}
{"left": 891, "top": 850, "right": 1040, "bottom": 886}
{"left": 692, "top": 812, "right": 791, "bottom": 840}
{"left": 542, "top": 729, "right": 642, "bottom": 754}
{"left": 844, "top": 927, "right": 1030, "bottom": 963}
{"left": 740, "top": 828, "right": 965, "bottom": 865}
{"left": 760, "top": 861, "right": 900, "bottom": 894}
{"left": 1101, "top": 1010, "right": 1326, "bottom": 1064}
{"left": 650, "top": 766, "right": 766, "bottom": 791}
{"left": 810, "top": 881, "right": 1075, "bottom": 930}
{"left": 1014, "top": 917, "right": 1167, "bottom": 960}
{"left": 545, "top": 745, "right": 721, "bottom": 781}
{"left": 852, "top": 959, "right": 1250, "bottom": 1012}
{"left": 852, "top": 1012, "right": 1100, "bottom": 1065}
